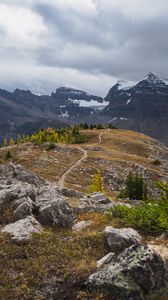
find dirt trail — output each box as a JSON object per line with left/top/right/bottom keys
{"left": 58, "top": 132, "right": 103, "bottom": 188}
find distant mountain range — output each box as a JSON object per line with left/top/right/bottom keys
{"left": 0, "top": 72, "right": 168, "bottom": 145}
{"left": 103, "top": 72, "right": 168, "bottom": 145}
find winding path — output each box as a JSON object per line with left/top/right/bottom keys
{"left": 58, "top": 132, "right": 103, "bottom": 188}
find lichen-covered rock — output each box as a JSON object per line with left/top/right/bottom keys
{"left": 88, "top": 244, "right": 168, "bottom": 300}
{"left": 36, "top": 185, "right": 74, "bottom": 228}
{"left": 104, "top": 226, "right": 142, "bottom": 252}
{"left": 2, "top": 216, "right": 42, "bottom": 244}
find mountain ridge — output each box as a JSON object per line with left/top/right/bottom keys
{"left": 0, "top": 72, "right": 168, "bottom": 145}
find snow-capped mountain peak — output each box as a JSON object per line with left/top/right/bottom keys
{"left": 141, "top": 72, "right": 165, "bottom": 85}
{"left": 116, "top": 80, "right": 135, "bottom": 90}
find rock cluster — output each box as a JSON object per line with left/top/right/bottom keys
{"left": 0, "top": 164, "right": 74, "bottom": 243}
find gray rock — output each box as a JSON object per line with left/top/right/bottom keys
{"left": 97, "top": 252, "right": 115, "bottom": 268}
{"left": 0, "top": 185, "right": 22, "bottom": 205}
{"left": 13, "top": 198, "right": 33, "bottom": 221}
{"left": 37, "top": 184, "right": 74, "bottom": 228}
{"left": 2, "top": 216, "right": 42, "bottom": 244}
{"left": 88, "top": 244, "right": 168, "bottom": 300}
{"left": 72, "top": 220, "right": 92, "bottom": 231}
{"left": 75, "top": 192, "right": 116, "bottom": 214}
{"left": 13, "top": 164, "right": 45, "bottom": 186}
{"left": 86, "top": 192, "right": 112, "bottom": 205}
{"left": 104, "top": 226, "right": 142, "bottom": 252}
{"left": 38, "top": 199, "right": 74, "bottom": 228}
{"left": 61, "top": 188, "right": 83, "bottom": 199}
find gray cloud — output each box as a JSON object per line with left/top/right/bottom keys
{"left": 0, "top": 0, "right": 168, "bottom": 96}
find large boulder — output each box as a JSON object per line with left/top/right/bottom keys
{"left": 104, "top": 226, "right": 142, "bottom": 252}
{"left": 2, "top": 216, "right": 42, "bottom": 244}
{"left": 36, "top": 185, "right": 74, "bottom": 228}
{"left": 88, "top": 244, "right": 168, "bottom": 300}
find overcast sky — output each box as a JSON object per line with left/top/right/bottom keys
{"left": 0, "top": 0, "right": 168, "bottom": 96}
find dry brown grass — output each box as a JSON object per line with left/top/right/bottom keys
{"left": 0, "top": 129, "right": 166, "bottom": 195}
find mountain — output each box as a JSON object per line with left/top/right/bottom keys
{"left": 0, "top": 72, "right": 168, "bottom": 145}
{"left": 0, "top": 87, "right": 105, "bottom": 143}
{"left": 103, "top": 72, "right": 168, "bottom": 145}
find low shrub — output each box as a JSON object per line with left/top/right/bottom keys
{"left": 109, "top": 199, "right": 168, "bottom": 233}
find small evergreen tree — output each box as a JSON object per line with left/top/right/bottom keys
{"left": 84, "top": 123, "right": 89, "bottom": 130}
{"left": 97, "top": 124, "right": 104, "bottom": 130}
{"left": 5, "top": 150, "right": 12, "bottom": 160}
{"left": 9, "top": 138, "right": 14, "bottom": 146}
{"left": 88, "top": 170, "right": 103, "bottom": 193}
{"left": 3, "top": 138, "right": 7, "bottom": 147}
{"left": 119, "top": 171, "right": 148, "bottom": 200}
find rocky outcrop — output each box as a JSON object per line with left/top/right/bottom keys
{"left": 0, "top": 164, "right": 75, "bottom": 239}
{"left": 88, "top": 244, "right": 168, "bottom": 300}
{"left": 104, "top": 226, "right": 142, "bottom": 252}
{"left": 75, "top": 192, "right": 115, "bottom": 214}
{"left": 0, "top": 163, "right": 45, "bottom": 186}
{"left": 2, "top": 216, "right": 42, "bottom": 244}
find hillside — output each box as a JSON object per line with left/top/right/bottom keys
{"left": 0, "top": 129, "right": 168, "bottom": 300}
{"left": 2, "top": 129, "right": 167, "bottom": 196}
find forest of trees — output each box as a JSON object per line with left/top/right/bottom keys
{"left": 1, "top": 123, "right": 116, "bottom": 147}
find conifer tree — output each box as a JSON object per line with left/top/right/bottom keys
{"left": 89, "top": 170, "right": 103, "bottom": 193}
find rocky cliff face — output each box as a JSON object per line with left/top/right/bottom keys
{"left": 103, "top": 72, "right": 168, "bottom": 145}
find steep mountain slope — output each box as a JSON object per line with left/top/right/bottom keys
{"left": 103, "top": 72, "right": 168, "bottom": 145}
{"left": 0, "top": 87, "right": 104, "bottom": 142}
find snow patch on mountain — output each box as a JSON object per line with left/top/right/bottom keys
{"left": 69, "top": 99, "right": 109, "bottom": 109}
{"left": 126, "top": 99, "right": 131, "bottom": 105}
{"left": 117, "top": 80, "right": 135, "bottom": 90}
